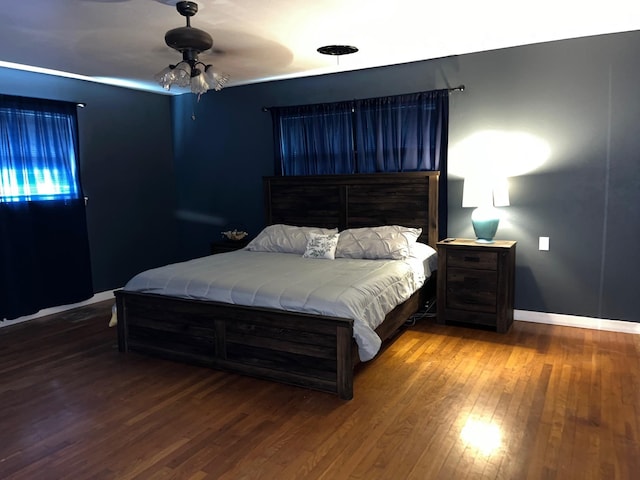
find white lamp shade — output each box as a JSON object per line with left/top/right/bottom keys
{"left": 492, "top": 177, "right": 510, "bottom": 207}
{"left": 462, "top": 177, "right": 510, "bottom": 208}
{"left": 462, "top": 177, "right": 492, "bottom": 207}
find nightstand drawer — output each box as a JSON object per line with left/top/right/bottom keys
{"left": 446, "top": 268, "right": 497, "bottom": 313}
{"left": 447, "top": 250, "right": 497, "bottom": 270}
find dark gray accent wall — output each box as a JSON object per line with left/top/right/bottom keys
{"left": 2, "top": 30, "right": 637, "bottom": 322}
{"left": 173, "top": 30, "right": 640, "bottom": 323}
{"left": 0, "top": 68, "right": 178, "bottom": 292}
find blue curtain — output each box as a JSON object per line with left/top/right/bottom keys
{"left": 270, "top": 89, "right": 449, "bottom": 237}
{"left": 354, "top": 91, "right": 449, "bottom": 236}
{"left": 271, "top": 101, "right": 356, "bottom": 175}
{"left": 0, "top": 95, "right": 93, "bottom": 320}
{"left": 354, "top": 91, "right": 448, "bottom": 173}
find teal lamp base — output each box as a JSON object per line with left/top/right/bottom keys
{"left": 471, "top": 207, "right": 500, "bottom": 243}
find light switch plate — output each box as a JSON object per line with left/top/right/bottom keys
{"left": 539, "top": 236, "right": 550, "bottom": 251}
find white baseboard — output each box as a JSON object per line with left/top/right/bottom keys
{"left": 0, "top": 290, "right": 117, "bottom": 329}
{"left": 515, "top": 309, "right": 640, "bottom": 335}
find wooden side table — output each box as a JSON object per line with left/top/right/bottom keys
{"left": 436, "top": 238, "right": 516, "bottom": 333}
{"left": 210, "top": 239, "right": 250, "bottom": 255}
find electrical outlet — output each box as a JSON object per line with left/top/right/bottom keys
{"left": 539, "top": 236, "right": 550, "bottom": 251}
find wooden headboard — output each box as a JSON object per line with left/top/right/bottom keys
{"left": 263, "top": 172, "right": 440, "bottom": 248}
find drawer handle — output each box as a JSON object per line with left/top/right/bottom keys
{"left": 464, "top": 256, "right": 480, "bottom": 262}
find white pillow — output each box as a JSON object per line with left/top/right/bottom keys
{"left": 336, "top": 225, "right": 422, "bottom": 260}
{"left": 246, "top": 224, "right": 338, "bottom": 254}
{"left": 302, "top": 232, "right": 340, "bottom": 259}
{"left": 409, "top": 241, "right": 437, "bottom": 261}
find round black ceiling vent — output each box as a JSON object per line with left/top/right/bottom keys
{"left": 317, "top": 45, "right": 359, "bottom": 56}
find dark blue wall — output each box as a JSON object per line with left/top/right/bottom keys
{"left": 0, "top": 68, "right": 178, "bottom": 292}
{"left": 2, "top": 30, "right": 638, "bottom": 323}
{"left": 173, "top": 30, "right": 640, "bottom": 323}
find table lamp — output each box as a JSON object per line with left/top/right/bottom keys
{"left": 462, "top": 177, "right": 510, "bottom": 243}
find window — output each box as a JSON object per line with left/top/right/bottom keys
{"left": 0, "top": 96, "right": 82, "bottom": 203}
{"left": 0, "top": 95, "right": 92, "bottom": 321}
{"left": 274, "top": 101, "right": 356, "bottom": 176}
{"left": 271, "top": 90, "right": 449, "bottom": 176}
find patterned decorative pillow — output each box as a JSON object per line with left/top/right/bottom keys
{"left": 302, "top": 233, "right": 340, "bottom": 259}
{"left": 336, "top": 225, "right": 422, "bottom": 260}
{"left": 246, "top": 224, "right": 338, "bottom": 254}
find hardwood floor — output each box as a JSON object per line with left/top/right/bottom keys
{"left": 1, "top": 301, "right": 639, "bottom": 479}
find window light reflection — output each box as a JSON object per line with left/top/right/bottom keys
{"left": 460, "top": 417, "right": 502, "bottom": 456}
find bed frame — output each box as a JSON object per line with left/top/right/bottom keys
{"left": 116, "top": 172, "right": 439, "bottom": 400}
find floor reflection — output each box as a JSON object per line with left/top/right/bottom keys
{"left": 460, "top": 417, "right": 503, "bottom": 456}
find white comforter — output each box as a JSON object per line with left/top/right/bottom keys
{"left": 123, "top": 249, "right": 436, "bottom": 361}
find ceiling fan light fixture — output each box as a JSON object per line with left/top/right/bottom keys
{"left": 190, "top": 70, "right": 209, "bottom": 95}
{"left": 156, "top": 1, "right": 228, "bottom": 96}
{"left": 173, "top": 64, "right": 192, "bottom": 87}
{"left": 154, "top": 63, "right": 191, "bottom": 90}
{"left": 154, "top": 65, "right": 173, "bottom": 90}
{"left": 203, "top": 66, "right": 229, "bottom": 91}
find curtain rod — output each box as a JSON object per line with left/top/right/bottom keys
{"left": 261, "top": 85, "right": 465, "bottom": 112}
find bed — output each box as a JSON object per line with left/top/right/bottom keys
{"left": 115, "top": 172, "right": 439, "bottom": 399}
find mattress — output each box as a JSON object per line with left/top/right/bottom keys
{"left": 122, "top": 246, "right": 436, "bottom": 361}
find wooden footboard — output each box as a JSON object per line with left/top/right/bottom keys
{"left": 115, "top": 290, "right": 356, "bottom": 399}
{"left": 115, "top": 282, "right": 431, "bottom": 400}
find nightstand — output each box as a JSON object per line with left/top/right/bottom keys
{"left": 436, "top": 239, "right": 516, "bottom": 333}
{"left": 210, "top": 239, "right": 250, "bottom": 254}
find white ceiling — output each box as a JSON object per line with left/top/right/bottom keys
{"left": 1, "top": 0, "right": 639, "bottom": 95}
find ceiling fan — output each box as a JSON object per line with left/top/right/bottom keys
{"left": 155, "top": 1, "right": 228, "bottom": 95}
